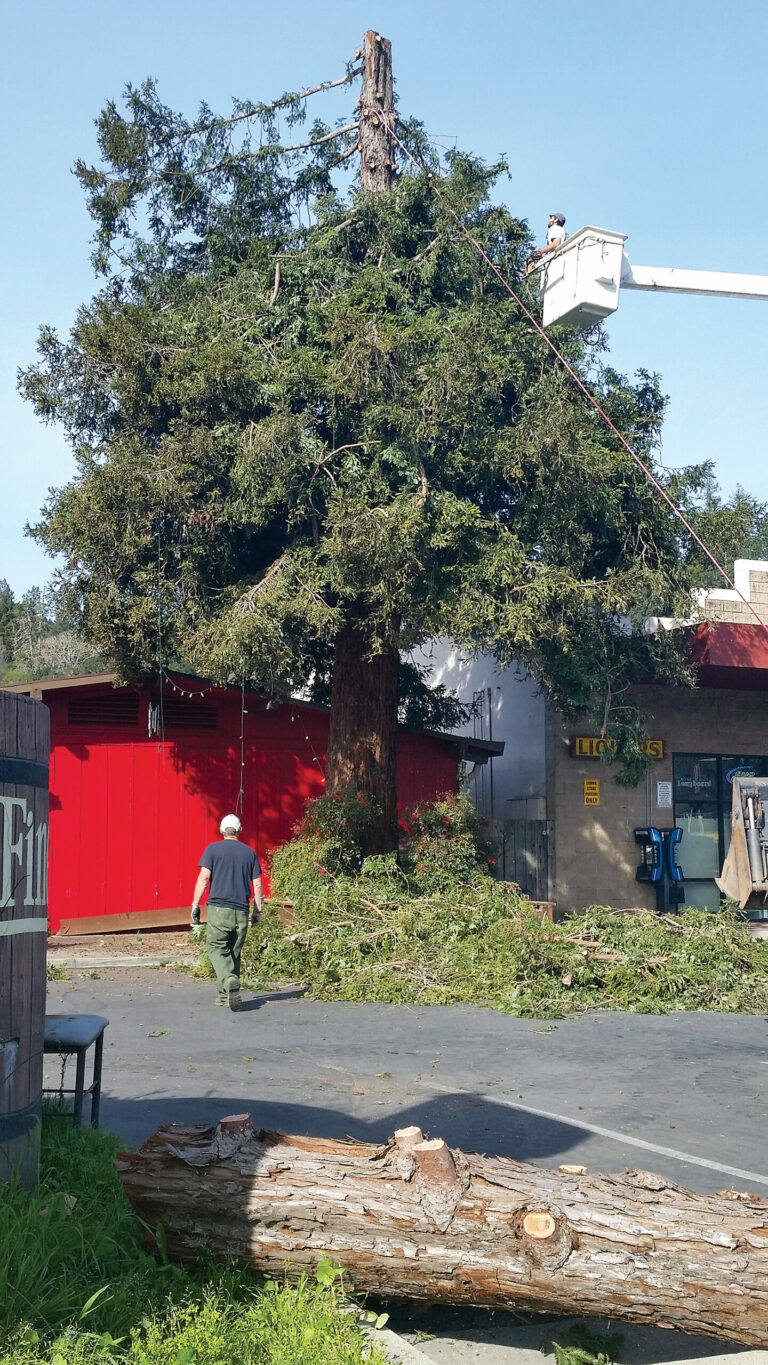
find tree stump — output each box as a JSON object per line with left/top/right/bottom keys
{"left": 116, "top": 1115, "right": 768, "bottom": 1346}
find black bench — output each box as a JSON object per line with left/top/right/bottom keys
{"left": 43, "top": 1014, "right": 108, "bottom": 1127}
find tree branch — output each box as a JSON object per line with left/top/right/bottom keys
{"left": 163, "top": 121, "right": 360, "bottom": 180}
{"left": 190, "top": 69, "right": 363, "bottom": 137}
{"left": 417, "top": 461, "right": 428, "bottom": 506}
{"left": 269, "top": 262, "right": 281, "bottom": 307}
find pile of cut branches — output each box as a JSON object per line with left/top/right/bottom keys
{"left": 243, "top": 877, "right": 768, "bottom": 1018}
{"left": 234, "top": 791, "right": 768, "bottom": 1017}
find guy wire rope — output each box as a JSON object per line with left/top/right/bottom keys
{"left": 380, "top": 113, "right": 768, "bottom": 637}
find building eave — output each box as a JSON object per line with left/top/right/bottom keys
{"left": 1, "top": 671, "right": 504, "bottom": 757}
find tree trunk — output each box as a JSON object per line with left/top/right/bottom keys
{"left": 319, "top": 34, "right": 399, "bottom": 856}
{"left": 118, "top": 1114, "right": 768, "bottom": 1348}
{"left": 326, "top": 616, "right": 399, "bottom": 856}
{"left": 359, "top": 31, "right": 395, "bottom": 193}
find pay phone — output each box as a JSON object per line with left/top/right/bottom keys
{"left": 634, "top": 827, "right": 685, "bottom": 913}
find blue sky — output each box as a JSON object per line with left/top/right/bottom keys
{"left": 2, "top": 0, "right": 767, "bottom": 596}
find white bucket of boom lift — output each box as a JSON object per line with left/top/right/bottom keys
{"left": 540, "top": 226, "right": 627, "bottom": 329}
{"left": 716, "top": 775, "right": 768, "bottom": 913}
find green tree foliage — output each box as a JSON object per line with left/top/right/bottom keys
{"left": 671, "top": 460, "right": 768, "bottom": 589}
{"left": 18, "top": 63, "right": 728, "bottom": 829}
{"left": 0, "top": 580, "right": 14, "bottom": 671}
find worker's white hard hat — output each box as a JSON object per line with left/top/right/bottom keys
{"left": 220, "top": 813, "right": 242, "bottom": 834}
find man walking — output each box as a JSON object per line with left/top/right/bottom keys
{"left": 191, "top": 814, "right": 264, "bottom": 1011}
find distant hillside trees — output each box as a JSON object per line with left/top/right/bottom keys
{"left": 0, "top": 581, "right": 101, "bottom": 681}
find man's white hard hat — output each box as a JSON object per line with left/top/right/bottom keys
{"left": 220, "top": 813, "right": 242, "bottom": 834}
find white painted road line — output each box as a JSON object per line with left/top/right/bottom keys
{"left": 424, "top": 1082, "right": 768, "bottom": 1189}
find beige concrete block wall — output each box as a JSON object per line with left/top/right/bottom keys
{"left": 701, "top": 564, "right": 768, "bottom": 625}
{"left": 551, "top": 684, "right": 768, "bottom": 912}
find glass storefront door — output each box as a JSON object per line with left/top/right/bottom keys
{"left": 673, "top": 753, "right": 768, "bottom": 910}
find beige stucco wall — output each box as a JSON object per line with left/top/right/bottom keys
{"left": 550, "top": 683, "right": 768, "bottom": 912}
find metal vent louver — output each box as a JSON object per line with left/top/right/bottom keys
{"left": 68, "top": 694, "right": 140, "bottom": 727}
{"left": 152, "top": 698, "right": 218, "bottom": 730}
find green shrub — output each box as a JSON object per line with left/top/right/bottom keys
{"left": 398, "top": 791, "right": 497, "bottom": 893}
{"left": 269, "top": 789, "right": 496, "bottom": 906}
{"left": 269, "top": 787, "right": 381, "bottom": 902}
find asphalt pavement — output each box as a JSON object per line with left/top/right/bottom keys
{"left": 46, "top": 968, "right": 768, "bottom": 1192}
{"left": 45, "top": 970, "right": 768, "bottom": 1363}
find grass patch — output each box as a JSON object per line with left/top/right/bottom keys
{"left": 0, "top": 1122, "right": 387, "bottom": 1365}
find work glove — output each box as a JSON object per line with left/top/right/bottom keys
{"left": 190, "top": 906, "right": 201, "bottom": 926}
{"left": 249, "top": 906, "right": 263, "bottom": 928}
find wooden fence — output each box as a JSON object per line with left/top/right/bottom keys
{"left": 503, "top": 818, "right": 553, "bottom": 903}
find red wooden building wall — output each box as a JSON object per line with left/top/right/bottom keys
{"left": 34, "top": 678, "right": 458, "bottom": 931}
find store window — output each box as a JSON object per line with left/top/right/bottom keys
{"left": 673, "top": 753, "right": 768, "bottom": 911}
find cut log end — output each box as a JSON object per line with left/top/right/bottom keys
{"left": 523, "top": 1211, "right": 557, "bottom": 1240}
{"left": 219, "top": 1113, "right": 253, "bottom": 1135}
{"left": 412, "top": 1137, "right": 458, "bottom": 1186}
{"left": 394, "top": 1125, "right": 424, "bottom": 1151}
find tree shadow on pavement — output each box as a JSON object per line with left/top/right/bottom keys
{"left": 105, "top": 1088, "right": 586, "bottom": 1165}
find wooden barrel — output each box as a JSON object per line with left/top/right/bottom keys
{"left": 0, "top": 691, "right": 49, "bottom": 1187}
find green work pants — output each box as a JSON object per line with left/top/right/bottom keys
{"left": 206, "top": 905, "right": 249, "bottom": 999}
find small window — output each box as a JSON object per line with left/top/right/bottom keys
{"left": 673, "top": 755, "right": 717, "bottom": 803}
{"left": 68, "top": 694, "right": 139, "bottom": 727}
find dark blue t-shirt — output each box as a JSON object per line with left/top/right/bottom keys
{"left": 199, "top": 840, "right": 261, "bottom": 912}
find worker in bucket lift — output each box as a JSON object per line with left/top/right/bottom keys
{"left": 190, "top": 813, "right": 265, "bottom": 1011}
{"left": 526, "top": 213, "right": 567, "bottom": 274}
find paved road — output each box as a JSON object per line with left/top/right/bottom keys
{"left": 46, "top": 969, "right": 768, "bottom": 1193}
{"left": 46, "top": 970, "right": 764, "bottom": 1363}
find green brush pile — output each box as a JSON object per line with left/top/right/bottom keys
{"left": 239, "top": 793, "right": 768, "bottom": 1018}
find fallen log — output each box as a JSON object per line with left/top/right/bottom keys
{"left": 116, "top": 1114, "right": 768, "bottom": 1347}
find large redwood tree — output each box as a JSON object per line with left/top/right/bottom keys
{"left": 20, "top": 39, "right": 694, "bottom": 853}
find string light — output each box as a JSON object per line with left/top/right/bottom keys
{"left": 290, "top": 711, "right": 327, "bottom": 782}
{"left": 158, "top": 665, "right": 216, "bottom": 699}
{"left": 155, "top": 657, "right": 326, "bottom": 786}
{"left": 236, "top": 664, "right": 246, "bottom": 817}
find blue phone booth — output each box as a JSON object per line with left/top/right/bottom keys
{"left": 634, "top": 827, "right": 685, "bottom": 913}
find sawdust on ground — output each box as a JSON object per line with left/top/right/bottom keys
{"left": 47, "top": 930, "right": 198, "bottom": 960}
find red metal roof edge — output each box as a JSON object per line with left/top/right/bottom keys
{"left": 2, "top": 670, "right": 254, "bottom": 697}
{"left": 688, "top": 621, "right": 768, "bottom": 671}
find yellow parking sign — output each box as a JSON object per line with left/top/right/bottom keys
{"left": 583, "top": 779, "right": 600, "bottom": 806}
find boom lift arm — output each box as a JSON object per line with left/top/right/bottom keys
{"left": 537, "top": 226, "right": 768, "bottom": 328}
